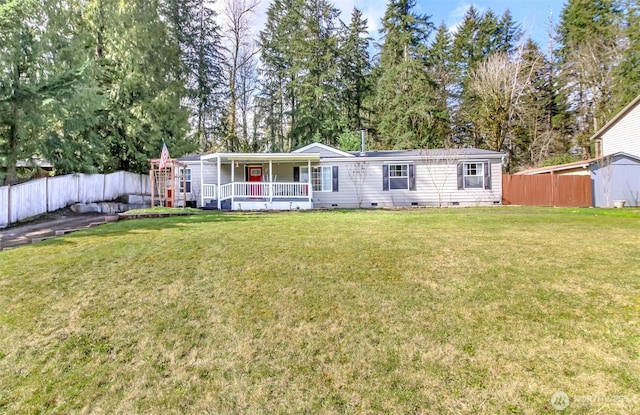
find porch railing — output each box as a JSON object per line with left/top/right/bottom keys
{"left": 208, "top": 182, "right": 311, "bottom": 202}
{"left": 202, "top": 184, "right": 216, "bottom": 200}
{"left": 219, "top": 183, "right": 233, "bottom": 200}
{"left": 232, "top": 182, "right": 309, "bottom": 199}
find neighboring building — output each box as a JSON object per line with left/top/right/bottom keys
{"left": 594, "top": 94, "right": 640, "bottom": 158}
{"left": 177, "top": 143, "right": 504, "bottom": 211}
{"left": 516, "top": 152, "right": 640, "bottom": 207}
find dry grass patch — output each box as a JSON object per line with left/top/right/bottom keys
{"left": 1, "top": 208, "right": 639, "bottom": 414}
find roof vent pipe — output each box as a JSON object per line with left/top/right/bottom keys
{"left": 360, "top": 128, "right": 366, "bottom": 156}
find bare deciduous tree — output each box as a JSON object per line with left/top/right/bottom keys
{"left": 468, "top": 50, "right": 538, "bottom": 169}
{"left": 347, "top": 160, "right": 369, "bottom": 208}
{"left": 219, "top": 0, "right": 260, "bottom": 151}
{"left": 420, "top": 149, "right": 460, "bottom": 207}
{"left": 564, "top": 40, "right": 620, "bottom": 157}
{"left": 597, "top": 154, "right": 614, "bottom": 207}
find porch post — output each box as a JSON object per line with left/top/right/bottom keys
{"left": 150, "top": 168, "right": 155, "bottom": 208}
{"left": 269, "top": 159, "right": 273, "bottom": 202}
{"left": 216, "top": 156, "right": 221, "bottom": 210}
{"left": 231, "top": 159, "right": 235, "bottom": 207}
{"left": 200, "top": 158, "right": 204, "bottom": 208}
{"left": 307, "top": 159, "right": 312, "bottom": 206}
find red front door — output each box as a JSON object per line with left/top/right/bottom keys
{"left": 248, "top": 166, "right": 262, "bottom": 197}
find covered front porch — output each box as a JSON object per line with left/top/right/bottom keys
{"left": 198, "top": 152, "right": 319, "bottom": 211}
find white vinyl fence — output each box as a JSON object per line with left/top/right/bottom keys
{"left": 0, "top": 171, "right": 150, "bottom": 229}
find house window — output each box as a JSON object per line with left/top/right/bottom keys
{"left": 179, "top": 168, "right": 191, "bottom": 192}
{"left": 463, "top": 162, "right": 483, "bottom": 188}
{"left": 388, "top": 163, "right": 409, "bottom": 190}
{"left": 301, "top": 166, "right": 333, "bottom": 192}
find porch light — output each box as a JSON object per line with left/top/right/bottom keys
{"left": 234, "top": 161, "right": 239, "bottom": 168}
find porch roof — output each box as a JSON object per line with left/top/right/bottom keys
{"left": 200, "top": 153, "right": 320, "bottom": 163}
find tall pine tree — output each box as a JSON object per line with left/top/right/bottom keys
{"left": 337, "top": 8, "right": 371, "bottom": 135}
{"left": 373, "top": 0, "right": 441, "bottom": 149}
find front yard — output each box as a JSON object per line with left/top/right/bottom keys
{"left": 0, "top": 208, "right": 639, "bottom": 414}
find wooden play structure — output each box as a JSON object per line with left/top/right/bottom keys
{"left": 149, "top": 158, "right": 188, "bottom": 208}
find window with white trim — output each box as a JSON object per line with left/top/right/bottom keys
{"left": 463, "top": 162, "right": 483, "bottom": 188}
{"left": 301, "top": 166, "right": 333, "bottom": 192}
{"left": 179, "top": 168, "right": 191, "bottom": 192}
{"left": 388, "top": 163, "right": 409, "bottom": 190}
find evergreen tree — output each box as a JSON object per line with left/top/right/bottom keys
{"left": 0, "top": 0, "right": 100, "bottom": 183}
{"left": 557, "top": 0, "right": 621, "bottom": 54}
{"left": 556, "top": 0, "right": 624, "bottom": 156}
{"left": 373, "top": 0, "right": 442, "bottom": 149}
{"left": 337, "top": 8, "right": 371, "bottom": 134}
{"left": 165, "top": 0, "right": 225, "bottom": 151}
{"left": 450, "top": 6, "right": 522, "bottom": 147}
{"left": 86, "top": 0, "right": 192, "bottom": 173}
{"left": 38, "top": 0, "right": 106, "bottom": 174}
{"left": 290, "top": 0, "right": 342, "bottom": 148}
{"left": 259, "top": 0, "right": 344, "bottom": 150}
{"left": 427, "top": 22, "right": 454, "bottom": 146}
{"left": 259, "top": 0, "right": 300, "bottom": 151}
{"left": 614, "top": 0, "right": 640, "bottom": 106}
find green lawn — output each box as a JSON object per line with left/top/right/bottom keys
{"left": 1, "top": 208, "right": 639, "bottom": 414}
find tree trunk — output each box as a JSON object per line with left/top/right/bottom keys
{"left": 5, "top": 121, "right": 19, "bottom": 185}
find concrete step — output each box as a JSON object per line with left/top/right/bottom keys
{"left": 31, "top": 236, "right": 56, "bottom": 244}
{"left": 70, "top": 202, "right": 149, "bottom": 214}
{"left": 120, "top": 194, "right": 152, "bottom": 204}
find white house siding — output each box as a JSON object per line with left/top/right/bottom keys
{"left": 268, "top": 162, "right": 296, "bottom": 182}
{"left": 181, "top": 159, "right": 216, "bottom": 206}
{"left": 601, "top": 102, "right": 640, "bottom": 158}
{"left": 313, "top": 158, "right": 502, "bottom": 208}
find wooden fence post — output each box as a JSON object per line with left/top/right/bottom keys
{"left": 44, "top": 177, "right": 47, "bottom": 213}
{"left": 7, "top": 184, "right": 11, "bottom": 226}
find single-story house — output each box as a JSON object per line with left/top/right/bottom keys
{"left": 593, "top": 94, "right": 640, "bottom": 158}
{"left": 516, "top": 152, "right": 640, "bottom": 207}
{"left": 177, "top": 143, "right": 504, "bottom": 210}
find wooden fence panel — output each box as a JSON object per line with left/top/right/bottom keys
{"left": 1, "top": 171, "right": 150, "bottom": 228}
{"left": 502, "top": 174, "right": 592, "bottom": 207}
{"left": 122, "top": 171, "right": 150, "bottom": 195}
{"left": 77, "top": 174, "right": 105, "bottom": 203}
{"left": 0, "top": 186, "right": 8, "bottom": 228}
{"left": 502, "top": 175, "right": 553, "bottom": 206}
{"left": 553, "top": 175, "right": 593, "bottom": 207}
{"left": 104, "top": 171, "right": 124, "bottom": 201}
{"left": 48, "top": 175, "right": 79, "bottom": 211}
{"left": 10, "top": 178, "right": 48, "bottom": 223}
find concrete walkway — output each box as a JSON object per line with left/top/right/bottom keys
{"left": 0, "top": 214, "right": 118, "bottom": 251}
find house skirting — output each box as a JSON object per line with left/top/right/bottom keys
{"left": 232, "top": 200, "right": 312, "bottom": 211}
